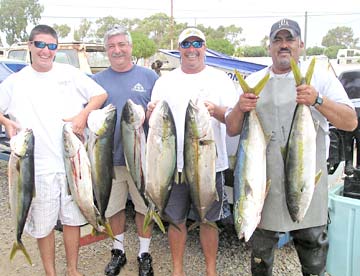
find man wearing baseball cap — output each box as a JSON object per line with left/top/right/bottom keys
{"left": 147, "top": 27, "right": 237, "bottom": 276}
{"left": 226, "top": 18, "right": 357, "bottom": 276}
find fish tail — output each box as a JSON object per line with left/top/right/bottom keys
{"left": 10, "top": 240, "right": 33, "bottom": 265}
{"left": 152, "top": 211, "right": 166, "bottom": 234}
{"left": 104, "top": 221, "right": 116, "bottom": 241}
{"left": 143, "top": 209, "right": 153, "bottom": 234}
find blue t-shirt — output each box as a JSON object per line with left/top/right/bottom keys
{"left": 92, "top": 65, "right": 158, "bottom": 165}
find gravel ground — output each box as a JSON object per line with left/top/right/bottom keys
{"left": 0, "top": 159, "right": 309, "bottom": 276}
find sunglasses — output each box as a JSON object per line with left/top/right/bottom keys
{"left": 31, "top": 41, "right": 58, "bottom": 50}
{"left": 180, "top": 40, "right": 203, "bottom": 49}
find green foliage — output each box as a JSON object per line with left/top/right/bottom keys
{"left": 306, "top": 46, "right": 325, "bottom": 56}
{"left": 321, "top": 26, "right": 359, "bottom": 48}
{"left": 53, "top": 24, "right": 71, "bottom": 39}
{"left": 0, "top": 0, "right": 44, "bottom": 45}
{"left": 95, "top": 16, "right": 122, "bottom": 40}
{"left": 235, "top": 46, "right": 267, "bottom": 57}
{"left": 324, "top": 45, "right": 345, "bottom": 59}
{"left": 74, "top": 19, "right": 93, "bottom": 42}
{"left": 206, "top": 39, "right": 235, "bottom": 56}
{"left": 131, "top": 32, "right": 157, "bottom": 62}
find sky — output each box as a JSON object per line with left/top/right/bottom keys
{"left": 8, "top": 0, "right": 360, "bottom": 47}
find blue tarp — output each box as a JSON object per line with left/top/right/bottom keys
{"left": 0, "top": 61, "right": 27, "bottom": 83}
{"left": 158, "top": 49, "right": 266, "bottom": 77}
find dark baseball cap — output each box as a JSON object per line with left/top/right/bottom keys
{"left": 270, "top": 19, "right": 301, "bottom": 40}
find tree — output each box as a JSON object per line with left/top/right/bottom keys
{"left": 324, "top": 45, "right": 345, "bottom": 59}
{"left": 306, "top": 46, "right": 325, "bottom": 56}
{"left": 0, "top": 0, "right": 43, "bottom": 45}
{"left": 136, "top": 13, "right": 172, "bottom": 49}
{"left": 322, "top": 26, "right": 359, "bottom": 48}
{"left": 53, "top": 24, "right": 71, "bottom": 39}
{"left": 206, "top": 39, "right": 235, "bottom": 56}
{"left": 131, "top": 31, "right": 157, "bottom": 63}
{"left": 94, "top": 16, "right": 122, "bottom": 41}
{"left": 74, "top": 18, "right": 92, "bottom": 42}
{"left": 237, "top": 46, "right": 267, "bottom": 57}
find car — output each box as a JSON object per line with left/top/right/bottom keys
{"left": 0, "top": 59, "right": 28, "bottom": 161}
{"left": 7, "top": 42, "right": 110, "bottom": 75}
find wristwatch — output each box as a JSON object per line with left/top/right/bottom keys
{"left": 312, "top": 94, "right": 323, "bottom": 107}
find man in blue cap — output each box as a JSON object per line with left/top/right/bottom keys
{"left": 226, "top": 18, "right": 357, "bottom": 276}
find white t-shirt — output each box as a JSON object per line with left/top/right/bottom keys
{"left": 0, "top": 63, "right": 106, "bottom": 175}
{"left": 151, "top": 65, "right": 238, "bottom": 172}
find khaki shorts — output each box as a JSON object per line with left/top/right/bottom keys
{"left": 25, "top": 173, "right": 87, "bottom": 238}
{"left": 105, "top": 166, "right": 147, "bottom": 218}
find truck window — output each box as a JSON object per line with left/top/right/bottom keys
{"left": 56, "top": 49, "right": 79, "bottom": 68}
{"left": 8, "top": 50, "right": 27, "bottom": 61}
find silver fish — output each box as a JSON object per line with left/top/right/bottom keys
{"left": 183, "top": 98, "right": 217, "bottom": 223}
{"left": 8, "top": 128, "right": 35, "bottom": 265}
{"left": 87, "top": 104, "right": 116, "bottom": 223}
{"left": 145, "top": 100, "right": 177, "bottom": 232}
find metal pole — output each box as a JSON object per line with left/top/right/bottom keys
{"left": 170, "top": 0, "right": 174, "bottom": 50}
{"left": 303, "top": 11, "right": 308, "bottom": 60}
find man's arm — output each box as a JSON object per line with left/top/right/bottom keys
{"left": 64, "top": 93, "right": 108, "bottom": 135}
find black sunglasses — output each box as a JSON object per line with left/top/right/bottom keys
{"left": 31, "top": 41, "right": 58, "bottom": 50}
{"left": 180, "top": 40, "right": 203, "bottom": 49}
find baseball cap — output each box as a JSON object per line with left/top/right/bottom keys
{"left": 269, "top": 19, "right": 301, "bottom": 40}
{"left": 178, "top": 27, "right": 206, "bottom": 44}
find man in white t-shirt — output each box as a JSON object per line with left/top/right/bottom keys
{"left": 147, "top": 27, "right": 237, "bottom": 276}
{"left": 0, "top": 25, "right": 107, "bottom": 276}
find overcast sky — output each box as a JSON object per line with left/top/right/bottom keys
{"left": 32, "top": 0, "right": 360, "bottom": 47}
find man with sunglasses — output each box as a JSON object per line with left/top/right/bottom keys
{"left": 92, "top": 25, "right": 158, "bottom": 276}
{"left": 226, "top": 19, "right": 357, "bottom": 276}
{"left": 0, "top": 25, "right": 107, "bottom": 276}
{"left": 147, "top": 27, "right": 237, "bottom": 276}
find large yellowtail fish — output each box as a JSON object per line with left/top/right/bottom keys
{"left": 87, "top": 104, "right": 116, "bottom": 224}
{"left": 145, "top": 100, "right": 177, "bottom": 232}
{"left": 8, "top": 128, "right": 35, "bottom": 265}
{"left": 120, "top": 99, "right": 147, "bottom": 197}
{"left": 285, "top": 58, "right": 322, "bottom": 222}
{"left": 233, "top": 71, "right": 270, "bottom": 241}
{"left": 183, "top": 98, "right": 217, "bottom": 225}
{"left": 63, "top": 123, "right": 114, "bottom": 239}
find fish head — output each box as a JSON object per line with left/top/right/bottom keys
{"left": 121, "top": 99, "right": 145, "bottom": 129}
{"left": 149, "top": 100, "right": 176, "bottom": 138}
{"left": 88, "top": 104, "right": 117, "bottom": 136}
{"left": 186, "top": 98, "right": 211, "bottom": 139}
{"left": 63, "top": 123, "right": 81, "bottom": 157}
{"left": 10, "top": 128, "right": 34, "bottom": 157}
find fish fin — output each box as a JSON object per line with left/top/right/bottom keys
{"left": 305, "top": 57, "right": 316, "bottom": 85}
{"left": 32, "top": 184, "right": 36, "bottom": 198}
{"left": 234, "top": 70, "right": 251, "bottom": 93}
{"left": 313, "top": 119, "right": 320, "bottom": 131}
{"left": 188, "top": 221, "right": 200, "bottom": 231}
{"left": 152, "top": 211, "right": 166, "bottom": 234}
{"left": 315, "top": 170, "right": 322, "bottom": 185}
{"left": 103, "top": 221, "right": 116, "bottom": 240}
{"left": 265, "top": 179, "right": 271, "bottom": 197}
{"left": 10, "top": 241, "right": 33, "bottom": 265}
{"left": 253, "top": 73, "right": 270, "bottom": 96}
{"left": 199, "top": 139, "right": 215, "bottom": 146}
{"left": 206, "top": 221, "right": 219, "bottom": 231}
{"left": 143, "top": 209, "right": 153, "bottom": 234}
{"left": 180, "top": 172, "right": 186, "bottom": 185}
{"left": 244, "top": 180, "right": 253, "bottom": 197}
{"left": 290, "top": 58, "right": 304, "bottom": 86}
{"left": 280, "top": 146, "right": 287, "bottom": 161}
{"left": 173, "top": 170, "right": 179, "bottom": 184}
